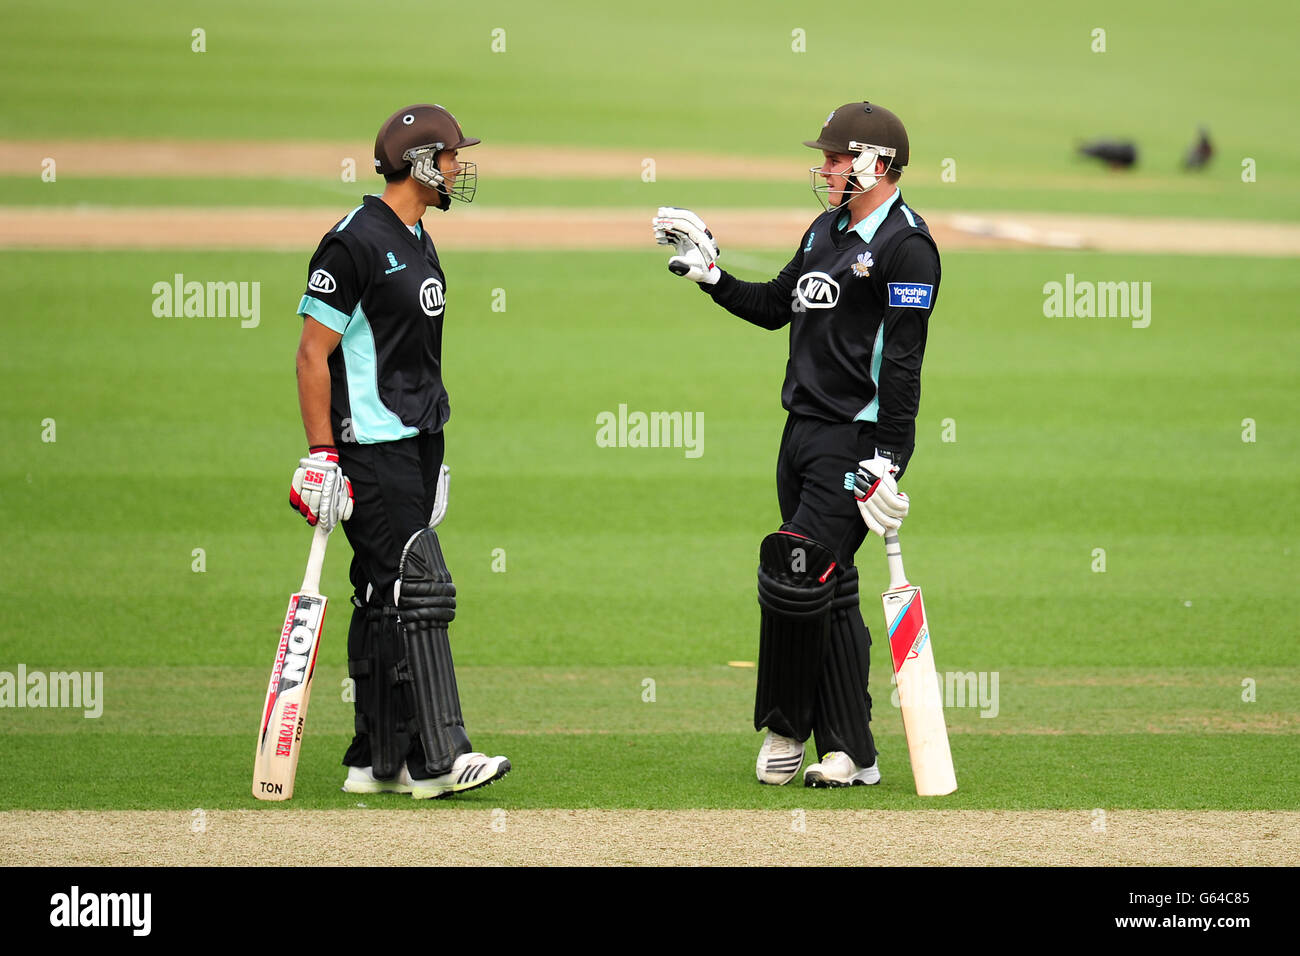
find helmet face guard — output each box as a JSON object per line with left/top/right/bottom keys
{"left": 404, "top": 144, "right": 478, "bottom": 208}
{"left": 809, "top": 142, "right": 896, "bottom": 211}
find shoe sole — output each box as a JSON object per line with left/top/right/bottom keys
{"left": 341, "top": 781, "right": 414, "bottom": 794}
{"left": 803, "top": 770, "right": 881, "bottom": 788}
{"left": 757, "top": 765, "right": 802, "bottom": 786}
{"left": 411, "top": 759, "right": 512, "bottom": 800}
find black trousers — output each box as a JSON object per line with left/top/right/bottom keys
{"left": 775, "top": 413, "right": 910, "bottom": 569}
{"left": 336, "top": 432, "right": 451, "bottom": 772}
{"left": 337, "top": 432, "right": 445, "bottom": 608}
{"left": 771, "top": 412, "right": 911, "bottom": 765}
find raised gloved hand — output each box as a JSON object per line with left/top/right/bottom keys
{"left": 653, "top": 206, "right": 720, "bottom": 285}
{"left": 853, "top": 451, "right": 910, "bottom": 537}
{"left": 289, "top": 446, "right": 354, "bottom": 530}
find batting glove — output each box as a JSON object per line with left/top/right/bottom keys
{"left": 653, "top": 206, "right": 721, "bottom": 285}
{"left": 428, "top": 464, "right": 450, "bottom": 529}
{"left": 290, "top": 446, "right": 354, "bottom": 530}
{"left": 853, "top": 451, "right": 910, "bottom": 537}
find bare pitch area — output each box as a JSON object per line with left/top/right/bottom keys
{"left": 0, "top": 206, "right": 1016, "bottom": 252}
{"left": 3, "top": 139, "right": 1297, "bottom": 254}
{"left": 2, "top": 205, "right": 1298, "bottom": 255}
{"left": 2, "top": 809, "right": 1295, "bottom": 866}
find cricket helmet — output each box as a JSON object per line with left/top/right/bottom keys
{"left": 374, "top": 104, "right": 480, "bottom": 210}
{"left": 804, "top": 101, "right": 908, "bottom": 208}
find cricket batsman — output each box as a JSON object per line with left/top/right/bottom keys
{"left": 291, "top": 103, "right": 509, "bottom": 797}
{"left": 653, "top": 102, "right": 940, "bottom": 787}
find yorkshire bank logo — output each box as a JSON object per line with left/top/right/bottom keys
{"left": 795, "top": 271, "right": 840, "bottom": 309}
{"left": 419, "top": 277, "right": 445, "bottom": 317}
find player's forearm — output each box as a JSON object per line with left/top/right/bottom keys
{"left": 874, "top": 385, "right": 920, "bottom": 450}
{"left": 875, "top": 309, "right": 929, "bottom": 448}
{"left": 295, "top": 348, "right": 335, "bottom": 448}
{"left": 702, "top": 268, "right": 797, "bottom": 331}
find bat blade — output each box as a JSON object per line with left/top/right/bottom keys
{"left": 881, "top": 583, "right": 957, "bottom": 796}
{"left": 252, "top": 590, "right": 327, "bottom": 800}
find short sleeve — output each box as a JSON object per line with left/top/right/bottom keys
{"left": 298, "top": 237, "right": 364, "bottom": 333}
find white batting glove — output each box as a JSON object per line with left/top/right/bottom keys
{"left": 853, "top": 453, "right": 910, "bottom": 537}
{"left": 289, "top": 446, "right": 354, "bottom": 530}
{"left": 653, "top": 206, "right": 720, "bottom": 285}
{"left": 428, "top": 464, "right": 450, "bottom": 528}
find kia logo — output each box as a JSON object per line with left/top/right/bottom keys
{"left": 308, "top": 269, "right": 336, "bottom": 294}
{"left": 419, "top": 277, "right": 445, "bottom": 317}
{"left": 795, "top": 271, "right": 840, "bottom": 309}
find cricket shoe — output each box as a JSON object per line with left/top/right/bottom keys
{"left": 803, "top": 751, "right": 881, "bottom": 788}
{"left": 756, "top": 730, "right": 806, "bottom": 785}
{"left": 410, "top": 752, "right": 511, "bottom": 800}
{"left": 341, "top": 764, "right": 414, "bottom": 795}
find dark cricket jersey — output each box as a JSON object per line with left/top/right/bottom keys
{"left": 297, "top": 195, "right": 451, "bottom": 445}
{"left": 703, "top": 189, "right": 940, "bottom": 449}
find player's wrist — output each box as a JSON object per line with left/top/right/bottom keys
{"left": 308, "top": 445, "right": 339, "bottom": 462}
{"left": 698, "top": 269, "right": 729, "bottom": 292}
{"left": 874, "top": 446, "right": 902, "bottom": 469}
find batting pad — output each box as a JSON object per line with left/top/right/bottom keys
{"left": 396, "top": 529, "right": 469, "bottom": 777}
{"left": 813, "top": 567, "right": 878, "bottom": 768}
{"left": 753, "top": 531, "right": 837, "bottom": 740}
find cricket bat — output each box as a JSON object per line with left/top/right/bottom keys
{"left": 253, "top": 523, "right": 332, "bottom": 800}
{"left": 880, "top": 530, "right": 957, "bottom": 796}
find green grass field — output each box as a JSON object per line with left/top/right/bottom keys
{"left": 4, "top": 0, "right": 1297, "bottom": 172}
{"left": 4, "top": 0, "right": 1300, "bottom": 220}
{"left": 1, "top": 1, "right": 1297, "bottom": 822}
{"left": 1, "top": 248, "right": 1296, "bottom": 810}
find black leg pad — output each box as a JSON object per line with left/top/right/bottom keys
{"left": 397, "top": 529, "right": 470, "bottom": 776}
{"left": 344, "top": 600, "right": 410, "bottom": 779}
{"left": 813, "top": 567, "right": 878, "bottom": 767}
{"left": 753, "top": 531, "right": 838, "bottom": 740}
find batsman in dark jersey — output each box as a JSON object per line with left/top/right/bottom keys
{"left": 291, "top": 104, "right": 509, "bottom": 798}
{"left": 654, "top": 102, "right": 939, "bottom": 787}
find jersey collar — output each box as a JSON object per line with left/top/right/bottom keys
{"left": 836, "top": 187, "right": 900, "bottom": 244}
{"left": 365, "top": 194, "right": 426, "bottom": 251}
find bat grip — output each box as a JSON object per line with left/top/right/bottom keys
{"left": 300, "top": 523, "right": 332, "bottom": 595}
{"left": 884, "top": 530, "right": 909, "bottom": 589}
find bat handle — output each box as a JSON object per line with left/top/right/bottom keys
{"left": 884, "top": 530, "right": 909, "bottom": 590}
{"left": 300, "top": 523, "right": 332, "bottom": 595}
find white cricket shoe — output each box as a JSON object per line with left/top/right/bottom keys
{"left": 341, "top": 764, "right": 414, "bottom": 795}
{"left": 803, "top": 751, "right": 881, "bottom": 788}
{"left": 756, "top": 730, "right": 806, "bottom": 785}
{"left": 410, "top": 752, "right": 511, "bottom": 800}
